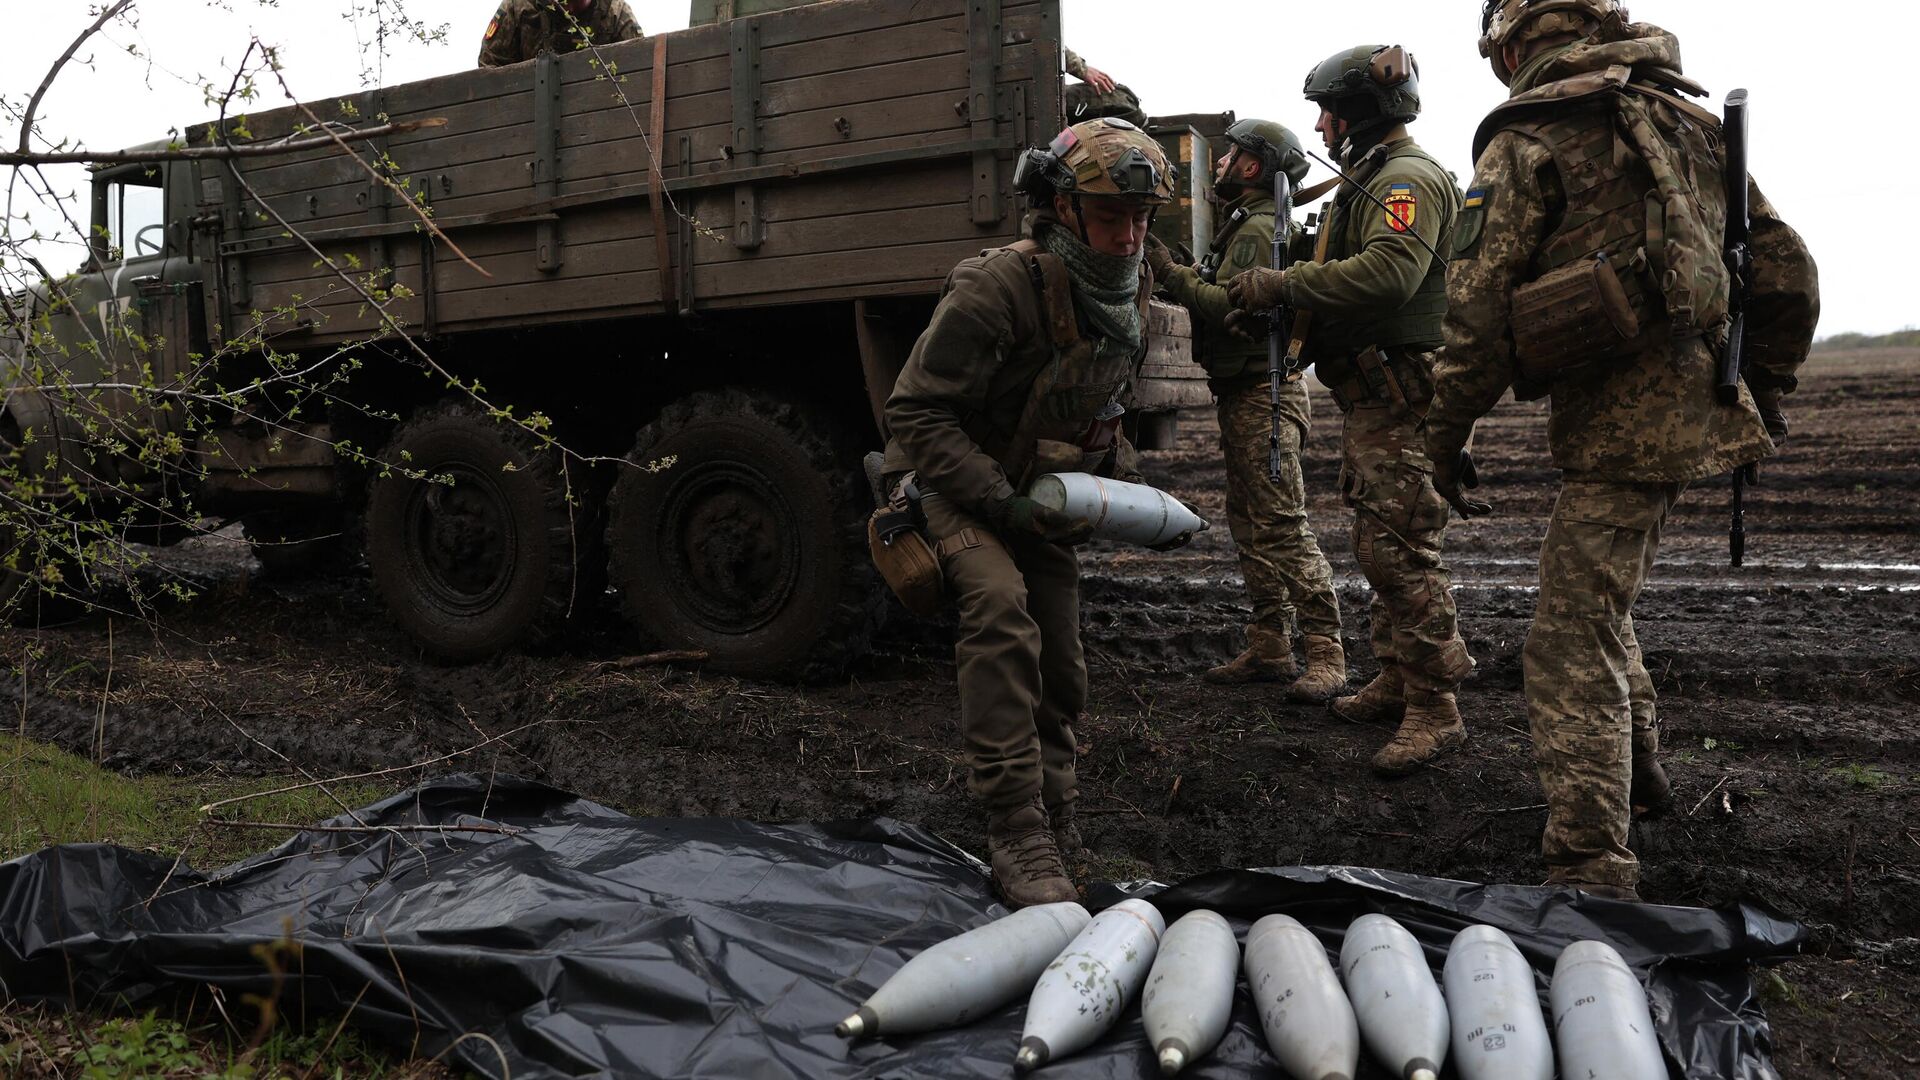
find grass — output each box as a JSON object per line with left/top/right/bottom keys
{"left": 0, "top": 1006, "right": 459, "bottom": 1079}
{"left": 0, "top": 732, "right": 389, "bottom": 865}
{"left": 1826, "top": 762, "right": 1896, "bottom": 791}
{"left": 0, "top": 732, "right": 462, "bottom": 1077}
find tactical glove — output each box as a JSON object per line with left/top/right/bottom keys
{"left": 1223, "top": 308, "right": 1268, "bottom": 343}
{"left": 993, "top": 495, "right": 1094, "bottom": 545}
{"left": 1432, "top": 449, "right": 1492, "bottom": 519}
{"left": 1144, "top": 233, "right": 1178, "bottom": 281}
{"left": 1225, "top": 266, "right": 1286, "bottom": 312}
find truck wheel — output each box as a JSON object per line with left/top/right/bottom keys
{"left": 605, "top": 389, "right": 874, "bottom": 682}
{"left": 363, "top": 403, "right": 601, "bottom": 661}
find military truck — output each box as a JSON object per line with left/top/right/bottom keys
{"left": 2, "top": 0, "right": 1218, "bottom": 679}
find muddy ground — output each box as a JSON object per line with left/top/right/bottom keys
{"left": 5, "top": 349, "right": 1917, "bottom": 1075}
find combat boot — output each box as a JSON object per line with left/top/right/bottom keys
{"left": 987, "top": 797, "right": 1077, "bottom": 908}
{"left": 1205, "top": 624, "right": 1296, "bottom": 684}
{"left": 1331, "top": 668, "right": 1404, "bottom": 724}
{"left": 1371, "top": 690, "right": 1467, "bottom": 776}
{"left": 1285, "top": 635, "right": 1348, "bottom": 703}
{"left": 1049, "top": 801, "right": 1084, "bottom": 854}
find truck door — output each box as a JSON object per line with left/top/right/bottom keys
{"left": 29, "top": 161, "right": 204, "bottom": 490}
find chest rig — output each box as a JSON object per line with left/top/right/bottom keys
{"left": 990, "top": 239, "right": 1151, "bottom": 488}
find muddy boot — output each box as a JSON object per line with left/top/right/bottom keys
{"left": 1049, "top": 801, "right": 1084, "bottom": 854}
{"left": 1285, "top": 635, "right": 1348, "bottom": 703}
{"left": 1371, "top": 690, "right": 1467, "bottom": 776}
{"left": 1205, "top": 624, "right": 1297, "bottom": 684}
{"left": 1331, "top": 668, "right": 1404, "bottom": 724}
{"left": 987, "top": 798, "right": 1077, "bottom": 908}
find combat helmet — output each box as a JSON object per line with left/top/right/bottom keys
{"left": 1303, "top": 45, "right": 1421, "bottom": 159}
{"left": 1014, "top": 117, "right": 1178, "bottom": 209}
{"left": 1223, "top": 118, "right": 1310, "bottom": 189}
{"left": 1479, "top": 0, "right": 1626, "bottom": 84}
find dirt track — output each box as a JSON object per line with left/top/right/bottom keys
{"left": 5, "top": 349, "right": 1917, "bottom": 1076}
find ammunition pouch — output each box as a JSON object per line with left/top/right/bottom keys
{"left": 867, "top": 475, "right": 944, "bottom": 617}
{"left": 1510, "top": 253, "right": 1641, "bottom": 383}
{"left": 1326, "top": 345, "right": 1434, "bottom": 416}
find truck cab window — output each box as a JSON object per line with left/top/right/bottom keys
{"left": 98, "top": 170, "right": 167, "bottom": 263}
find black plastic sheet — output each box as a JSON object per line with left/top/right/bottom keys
{"left": 0, "top": 775, "right": 1804, "bottom": 1078}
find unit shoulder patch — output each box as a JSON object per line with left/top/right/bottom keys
{"left": 1383, "top": 181, "right": 1418, "bottom": 234}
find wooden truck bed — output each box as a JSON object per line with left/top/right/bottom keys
{"left": 197, "top": 0, "right": 1063, "bottom": 347}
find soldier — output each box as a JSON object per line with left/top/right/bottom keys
{"left": 1064, "top": 48, "right": 1148, "bottom": 129}
{"left": 478, "top": 0, "right": 642, "bottom": 67}
{"left": 882, "top": 119, "right": 1177, "bottom": 907}
{"left": 1427, "top": 0, "right": 1817, "bottom": 900}
{"left": 1145, "top": 120, "right": 1347, "bottom": 698}
{"left": 1226, "top": 46, "right": 1473, "bottom": 775}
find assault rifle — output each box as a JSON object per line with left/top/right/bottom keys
{"left": 1268, "top": 169, "right": 1296, "bottom": 484}
{"left": 1721, "top": 88, "right": 1756, "bottom": 566}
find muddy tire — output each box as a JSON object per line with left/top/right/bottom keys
{"left": 605, "top": 389, "right": 874, "bottom": 682}
{"left": 364, "top": 403, "right": 602, "bottom": 662}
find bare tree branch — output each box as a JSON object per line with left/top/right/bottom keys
{"left": 18, "top": 1, "right": 139, "bottom": 154}
{"left": 0, "top": 118, "right": 446, "bottom": 166}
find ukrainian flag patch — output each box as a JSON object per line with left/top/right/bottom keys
{"left": 1464, "top": 188, "right": 1487, "bottom": 209}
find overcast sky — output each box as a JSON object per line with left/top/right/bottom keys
{"left": 5, "top": 0, "right": 1904, "bottom": 335}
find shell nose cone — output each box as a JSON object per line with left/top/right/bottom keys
{"left": 1157, "top": 1044, "right": 1188, "bottom": 1076}
{"left": 1014, "top": 1036, "right": 1051, "bottom": 1073}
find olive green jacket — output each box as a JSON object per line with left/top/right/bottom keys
{"left": 1283, "top": 136, "right": 1458, "bottom": 377}
{"left": 1158, "top": 190, "right": 1275, "bottom": 382}
{"left": 883, "top": 219, "right": 1147, "bottom": 520}
{"left": 1428, "top": 23, "right": 1819, "bottom": 483}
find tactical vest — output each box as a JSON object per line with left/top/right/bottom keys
{"left": 1478, "top": 70, "right": 1731, "bottom": 349}
{"left": 981, "top": 239, "right": 1152, "bottom": 487}
{"left": 1204, "top": 201, "right": 1276, "bottom": 381}
{"left": 1311, "top": 144, "right": 1452, "bottom": 374}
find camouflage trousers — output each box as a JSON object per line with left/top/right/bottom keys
{"left": 924, "top": 493, "right": 1082, "bottom": 815}
{"left": 1216, "top": 376, "right": 1342, "bottom": 640}
{"left": 1525, "top": 479, "right": 1684, "bottom": 890}
{"left": 1338, "top": 401, "right": 1471, "bottom": 692}
{"left": 1065, "top": 82, "right": 1148, "bottom": 129}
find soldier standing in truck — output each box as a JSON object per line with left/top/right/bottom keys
{"left": 478, "top": 0, "right": 643, "bottom": 67}
{"left": 1063, "top": 48, "right": 1147, "bottom": 129}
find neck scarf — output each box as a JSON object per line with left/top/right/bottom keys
{"left": 1038, "top": 222, "right": 1144, "bottom": 357}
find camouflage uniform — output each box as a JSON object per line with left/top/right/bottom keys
{"left": 478, "top": 0, "right": 642, "bottom": 67}
{"left": 1158, "top": 192, "right": 1341, "bottom": 653}
{"left": 1063, "top": 48, "right": 1148, "bottom": 129}
{"left": 1428, "top": 22, "right": 1819, "bottom": 892}
{"left": 1279, "top": 138, "right": 1472, "bottom": 729}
